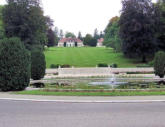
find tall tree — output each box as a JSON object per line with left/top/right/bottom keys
{"left": 54, "top": 27, "right": 59, "bottom": 37}
{"left": 119, "top": 0, "right": 158, "bottom": 62}
{"left": 47, "top": 29, "right": 55, "bottom": 47}
{"left": 78, "top": 31, "right": 83, "bottom": 41}
{"left": 2, "top": 0, "right": 48, "bottom": 50}
{"left": 94, "top": 28, "right": 99, "bottom": 40}
{"left": 0, "top": 5, "right": 4, "bottom": 39}
{"left": 156, "top": 0, "right": 165, "bottom": 51}
{"left": 104, "top": 16, "right": 122, "bottom": 52}
{"left": 59, "top": 29, "right": 64, "bottom": 39}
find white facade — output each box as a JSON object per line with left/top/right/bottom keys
{"left": 58, "top": 38, "right": 84, "bottom": 47}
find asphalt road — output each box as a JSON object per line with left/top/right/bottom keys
{"left": 0, "top": 100, "right": 165, "bottom": 127}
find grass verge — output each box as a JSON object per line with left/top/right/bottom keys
{"left": 16, "top": 90, "right": 165, "bottom": 96}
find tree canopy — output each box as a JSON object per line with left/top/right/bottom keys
{"left": 65, "top": 32, "right": 76, "bottom": 38}
{"left": 2, "top": 0, "right": 48, "bottom": 49}
{"left": 104, "top": 16, "right": 121, "bottom": 52}
{"left": 119, "top": 0, "right": 158, "bottom": 62}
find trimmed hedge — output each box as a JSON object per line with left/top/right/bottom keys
{"left": 61, "top": 64, "right": 71, "bottom": 68}
{"left": 31, "top": 49, "right": 46, "bottom": 80}
{"left": 50, "top": 64, "right": 59, "bottom": 68}
{"left": 154, "top": 51, "right": 165, "bottom": 78}
{"left": 98, "top": 63, "right": 108, "bottom": 67}
{"left": 0, "top": 37, "right": 31, "bottom": 91}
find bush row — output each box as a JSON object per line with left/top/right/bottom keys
{"left": 50, "top": 63, "right": 118, "bottom": 68}
{"left": 97, "top": 63, "right": 118, "bottom": 68}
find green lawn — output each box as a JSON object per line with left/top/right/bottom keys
{"left": 16, "top": 90, "right": 165, "bottom": 96}
{"left": 45, "top": 47, "right": 141, "bottom": 68}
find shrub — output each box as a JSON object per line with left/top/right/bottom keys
{"left": 31, "top": 49, "right": 46, "bottom": 80}
{"left": 61, "top": 64, "right": 71, "bottom": 68}
{"left": 154, "top": 51, "right": 165, "bottom": 78}
{"left": 111, "top": 63, "right": 118, "bottom": 68}
{"left": 148, "top": 60, "right": 154, "bottom": 67}
{"left": 97, "top": 63, "right": 108, "bottom": 67}
{"left": 50, "top": 64, "right": 59, "bottom": 68}
{"left": 0, "top": 37, "right": 31, "bottom": 91}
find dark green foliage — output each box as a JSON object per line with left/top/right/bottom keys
{"left": 111, "top": 64, "right": 118, "bottom": 68}
{"left": 119, "top": 0, "right": 158, "bottom": 62}
{"left": 50, "top": 64, "right": 59, "bottom": 68}
{"left": 78, "top": 31, "right": 83, "bottom": 41}
{"left": 156, "top": 1, "right": 165, "bottom": 51}
{"left": 104, "top": 16, "right": 122, "bottom": 52}
{"left": 154, "top": 51, "right": 165, "bottom": 78}
{"left": 65, "top": 32, "right": 76, "bottom": 38}
{"left": 0, "top": 5, "right": 5, "bottom": 39}
{"left": 2, "top": 0, "right": 48, "bottom": 49}
{"left": 61, "top": 64, "right": 71, "bottom": 68}
{"left": 97, "top": 63, "right": 108, "bottom": 67}
{"left": 0, "top": 37, "right": 31, "bottom": 91}
{"left": 47, "top": 29, "right": 55, "bottom": 47}
{"left": 84, "top": 34, "right": 97, "bottom": 47}
{"left": 94, "top": 28, "right": 100, "bottom": 40}
{"left": 31, "top": 50, "right": 46, "bottom": 80}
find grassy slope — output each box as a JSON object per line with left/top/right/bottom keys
{"left": 45, "top": 47, "right": 140, "bottom": 68}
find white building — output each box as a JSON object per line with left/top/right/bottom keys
{"left": 58, "top": 38, "right": 84, "bottom": 47}
{"left": 97, "top": 38, "right": 104, "bottom": 47}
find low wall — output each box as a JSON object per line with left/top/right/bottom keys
{"left": 46, "top": 68, "right": 154, "bottom": 77}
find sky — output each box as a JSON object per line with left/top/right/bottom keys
{"left": 0, "top": 0, "right": 157, "bottom": 36}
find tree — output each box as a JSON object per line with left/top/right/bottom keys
{"left": 119, "top": 0, "right": 158, "bottom": 62}
{"left": 31, "top": 49, "right": 46, "bottom": 80}
{"left": 0, "top": 5, "right": 4, "bottom": 39}
{"left": 0, "top": 37, "right": 31, "bottom": 91}
{"left": 104, "top": 16, "right": 122, "bottom": 52}
{"left": 154, "top": 51, "right": 165, "bottom": 78}
{"left": 84, "top": 34, "right": 97, "bottom": 46}
{"left": 47, "top": 29, "right": 55, "bottom": 47}
{"left": 2, "top": 0, "right": 48, "bottom": 49}
{"left": 156, "top": 0, "right": 165, "bottom": 51}
{"left": 99, "top": 31, "right": 104, "bottom": 38}
{"left": 65, "top": 32, "right": 76, "bottom": 38}
{"left": 54, "top": 27, "right": 59, "bottom": 37}
{"left": 59, "top": 29, "right": 64, "bottom": 39}
{"left": 94, "top": 28, "right": 99, "bottom": 40}
{"left": 78, "top": 31, "right": 83, "bottom": 41}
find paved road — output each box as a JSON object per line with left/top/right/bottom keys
{"left": 0, "top": 100, "right": 165, "bottom": 127}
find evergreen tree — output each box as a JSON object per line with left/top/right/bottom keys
{"left": 59, "top": 29, "right": 64, "bottom": 39}
{"left": 119, "top": 0, "right": 158, "bottom": 62}
{"left": 0, "top": 37, "right": 31, "bottom": 91}
{"left": 94, "top": 28, "right": 99, "bottom": 40}
{"left": 47, "top": 29, "right": 55, "bottom": 47}
{"left": 31, "top": 49, "right": 46, "bottom": 80}
{"left": 78, "top": 31, "right": 83, "bottom": 41}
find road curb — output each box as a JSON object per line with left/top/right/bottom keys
{"left": 1, "top": 98, "right": 165, "bottom": 103}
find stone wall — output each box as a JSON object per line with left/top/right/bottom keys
{"left": 46, "top": 68, "right": 154, "bottom": 77}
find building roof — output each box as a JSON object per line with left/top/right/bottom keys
{"left": 97, "top": 38, "right": 104, "bottom": 43}
{"left": 59, "top": 38, "right": 83, "bottom": 43}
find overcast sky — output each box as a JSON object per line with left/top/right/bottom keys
{"left": 0, "top": 0, "right": 157, "bottom": 36}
